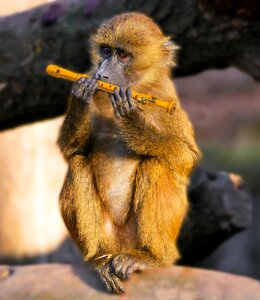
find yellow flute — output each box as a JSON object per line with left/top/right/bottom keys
{"left": 46, "top": 65, "right": 176, "bottom": 114}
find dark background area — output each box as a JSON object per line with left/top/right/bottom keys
{"left": 175, "top": 69, "right": 260, "bottom": 279}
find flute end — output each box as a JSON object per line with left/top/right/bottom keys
{"left": 46, "top": 64, "right": 60, "bottom": 76}
{"left": 167, "top": 101, "right": 176, "bottom": 115}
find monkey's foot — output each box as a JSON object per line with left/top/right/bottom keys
{"left": 96, "top": 260, "right": 125, "bottom": 294}
{"left": 111, "top": 254, "right": 141, "bottom": 281}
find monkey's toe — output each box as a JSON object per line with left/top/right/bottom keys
{"left": 112, "top": 254, "right": 136, "bottom": 280}
{"left": 97, "top": 261, "right": 125, "bottom": 294}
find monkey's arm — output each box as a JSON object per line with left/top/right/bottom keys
{"left": 111, "top": 88, "right": 200, "bottom": 172}
{"left": 118, "top": 109, "right": 200, "bottom": 179}
{"left": 58, "top": 101, "right": 91, "bottom": 160}
{"left": 58, "top": 78, "right": 98, "bottom": 160}
{"left": 122, "top": 110, "right": 194, "bottom": 154}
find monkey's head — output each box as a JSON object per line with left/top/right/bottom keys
{"left": 90, "top": 12, "right": 177, "bottom": 88}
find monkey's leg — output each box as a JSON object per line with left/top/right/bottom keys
{"left": 60, "top": 155, "right": 105, "bottom": 260}
{"left": 61, "top": 155, "right": 127, "bottom": 293}
{"left": 111, "top": 159, "right": 188, "bottom": 279}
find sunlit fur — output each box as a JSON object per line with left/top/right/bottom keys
{"left": 58, "top": 12, "right": 201, "bottom": 291}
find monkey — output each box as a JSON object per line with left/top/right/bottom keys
{"left": 57, "top": 12, "right": 201, "bottom": 293}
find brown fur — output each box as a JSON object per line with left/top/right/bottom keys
{"left": 58, "top": 12, "right": 201, "bottom": 291}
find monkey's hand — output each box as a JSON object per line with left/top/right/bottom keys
{"left": 71, "top": 77, "right": 98, "bottom": 104}
{"left": 111, "top": 87, "right": 143, "bottom": 118}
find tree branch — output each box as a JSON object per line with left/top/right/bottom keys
{"left": 178, "top": 168, "right": 253, "bottom": 264}
{"left": 0, "top": 0, "right": 260, "bottom": 129}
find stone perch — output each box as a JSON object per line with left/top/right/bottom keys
{"left": 0, "top": 264, "right": 259, "bottom": 300}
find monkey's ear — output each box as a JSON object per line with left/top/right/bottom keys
{"left": 162, "top": 39, "right": 180, "bottom": 67}
{"left": 163, "top": 40, "right": 180, "bottom": 50}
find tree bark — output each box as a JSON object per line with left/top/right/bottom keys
{"left": 178, "top": 168, "right": 253, "bottom": 264}
{"left": 0, "top": 0, "right": 260, "bottom": 129}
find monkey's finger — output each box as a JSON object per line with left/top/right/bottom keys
{"left": 99, "top": 264, "right": 113, "bottom": 292}
{"left": 110, "top": 94, "right": 117, "bottom": 111}
{"left": 111, "top": 256, "right": 125, "bottom": 280}
{"left": 89, "top": 82, "right": 99, "bottom": 98}
{"left": 71, "top": 77, "right": 92, "bottom": 98}
{"left": 82, "top": 78, "right": 96, "bottom": 92}
{"left": 119, "top": 87, "right": 130, "bottom": 114}
{"left": 126, "top": 88, "right": 135, "bottom": 110}
{"left": 83, "top": 78, "right": 98, "bottom": 94}
{"left": 117, "top": 264, "right": 129, "bottom": 280}
{"left": 114, "top": 88, "right": 123, "bottom": 106}
{"left": 82, "top": 78, "right": 97, "bottom": 100}
{"left": 120, "top": 261, "right": 133, "bottom": 280}
{"left": 99, "top": 271, "right": 112, "bottom": 292}
{"left": 125, "top": 261, "right": 136, "bottom": 280}
{"left": 102, "top": 278, "right": 112, "bottom": 292}
{"left": 113, "top": 88, "right": 125, "bottom": 117}
{"left": 119, "top": 86, "right": 127, "bottom": 102}
{"left": 111, "top": 274, "right": 125, "bottom": 294}
{"left": 71, "top": 78, "right": 85, "bottom": 97}
{"left": 78, "top": 77, "right": 93, "bottom": 90}
{"left": 110, "top": 95, "right": 121, "bottom": 118}
{"left": 77, "top": 77, "right": 90, "bottom": 86}
{"left": 87, "top": 78, "right": 98, "bottom": 88}
{"left": 100, "top": 268, "right": 124, "bottom": 294}
{"left": 71, "top": 86, "right": 84, "bottom": 99}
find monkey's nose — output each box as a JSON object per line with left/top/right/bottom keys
{"left": 96, "top": 73, "right": 109, "bottom": 80}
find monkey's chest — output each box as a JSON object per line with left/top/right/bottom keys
{"left": 91, "top": 137, "right": 140, "bottom": 226}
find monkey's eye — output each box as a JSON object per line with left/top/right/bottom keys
{"left": 117, "top": 50, "right": 131, "bottom": 63}
{"left": 100, "top": 45, "right": 112, "bottom": 58}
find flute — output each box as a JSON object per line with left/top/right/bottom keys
{"left": 46, "top": 65, "right": 176, "bottom": 114}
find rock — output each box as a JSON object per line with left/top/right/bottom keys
{"left": 0, "top": 264, "right": 259, "bottom": 300}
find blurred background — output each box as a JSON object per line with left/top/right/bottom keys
{"left": 0, "top": 0, "right": 259, "bottom": 280}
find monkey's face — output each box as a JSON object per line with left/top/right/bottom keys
{"left": 90, "top": 13, "right": 177, "bottom": 88}
{"left": 95, "top": 44, "right": 134, "bottom": 88}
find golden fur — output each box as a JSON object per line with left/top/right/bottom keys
{"left": 58, "top": 12, "right": 201, "bottom": 290}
